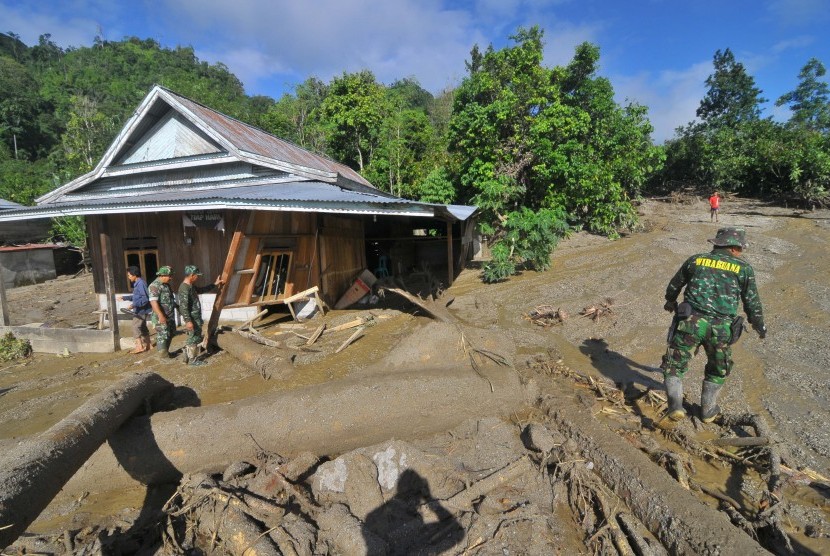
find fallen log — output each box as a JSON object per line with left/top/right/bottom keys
{"left": 545, "top": 396, "right": 770, "bottom": 555}
{"left": 58, "top": 365, "right": 527, "bottom": 500}
{"left": 379, "top": 287, "right": 455, "bottom": 323}
{"left": 217, "top": 331, "right": 292, "bottom": 380}
{"left": 444, "top": 455, "right": 533, "bottom": 511}
{"left": 0, "top": 372, "right": 172, "bottom": 549}
{"left": 711, "top": 436, "right": 770, "bottom": 447}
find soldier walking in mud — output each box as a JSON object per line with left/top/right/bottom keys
{"left": 178, "top": 265, "right": 224, "bottom": 366}
{"left": 148, "top": 266, "right": 177, "bottom": 360}
{"left": 659, "top": 227, "right": 766, "bottom": 428}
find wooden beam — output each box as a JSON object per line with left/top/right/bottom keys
{"left": 0, "top": 265, "right": 10, "bottom": 326}
{"left": 0, "top": 372, "right": 171, "bottom": 548}
{"left": 446, "top": 220, "right": 454, "bottom": 287}
{"left": 202, "top": 212, "right": 250, "bottom": 348}
{"left": 99, "top": 231, "right": 120, "bottom": 351}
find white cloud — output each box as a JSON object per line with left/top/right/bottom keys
{"left": 613, "top": 61, "right": 711, "bottom": 143}
{"left": 771, "top": 35, "right": 815, "bottom": 53}
{"left": 767, "top": 0, "right": 829, "bottom": 26}
{"left": 541, "top": 21, "right": 603, "bottom": 67}
{"left": 158, "top": 0, "right": 483, "bottom": 95}
{"left": 0, "top": 2, "right": 97, "bottom": 47}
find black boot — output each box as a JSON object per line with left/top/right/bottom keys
{"left": 700, "top": 380, "right": 723, "bottom": 423}
{"left": 656, "top": 376, "right": 686, "bottom": 430}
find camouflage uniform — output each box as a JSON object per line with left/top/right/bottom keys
{"left": 661, "top": 247, "right": 765, "bottom": 384}
{"left": 178, "top": 264, "right": 220, "bottom": 365}
{"left": 658, "top": 227, "right": 766, "bottom": 426}
{"left": 148, "top": 266, "right": 177, "bottom": 354}
{"left": 178, "top": 275, "right": 217, "bottom": 346}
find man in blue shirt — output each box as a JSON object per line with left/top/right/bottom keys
{"left": 119, "top": 266, "right": 153, "bottom": 353}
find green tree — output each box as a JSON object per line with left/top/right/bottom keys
{"left": 0, "top": 56, "right": 46, "bottom": 159}
{"left": 450, "top": 29, "right": 660, "bottom": 241}
{"left": 776, "top": 58, "right": 830, "bottom": 132}
{"left": 319, "top": 70, "right": 386, "bottom": 172}
{"left": 261, "top": 78, "right": 328, "bottom": 152}
{"left": 50, "top": 216, "right": 90, "bottom": 273}
{"left": 697, "top": 48, "right": 766, "bottom": 130}
{"left": 60, "top": 95, "right": 115, "bottom": 175}
{"left": 416, "top": 167, "right": 456, "bottom": 204}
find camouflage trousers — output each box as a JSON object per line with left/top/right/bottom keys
{"left": 661, "top": 314, "right": 733, "bottom": 385}
{"left": 151, "top": 316, "right": 176, "bottom": 347}
{"left": 185, "top": 320, "right": 205, "bottom": 346}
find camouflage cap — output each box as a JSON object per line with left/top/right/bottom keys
{"left": 156, "top": 266, "right": 173, "bottom": 276}
{"left": 708, "top": 227, "right": 746, "bottom": 248}
{"left": 183, "top": 264, "right": 203, "bottom": 276}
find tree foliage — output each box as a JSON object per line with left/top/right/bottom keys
{"left": 449, "top": 26, "right": 661, "bottom": 277}
{"left": 656, "top": 49, "right": 830, "bottom": 207}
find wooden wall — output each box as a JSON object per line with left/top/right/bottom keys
{"left": 88, "top": 210, "right": 365, "bottom": 306}
{"left": 319, "top": 215, "right": 366, "bottom": 305}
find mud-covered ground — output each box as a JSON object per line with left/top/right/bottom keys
{"left": 2, "top": 196, "right": 830, "bottom": 554}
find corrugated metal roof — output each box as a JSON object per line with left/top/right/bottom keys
{"left": 0, "top": 243, "right": 56, "bottom": 252}
{"left": 0, "top": 181, "right": 473, "bottom": 221}
{"left": 167, "top": 90, "right": 372, "bottom": 187}
{"left": 0, "top": 198, "right": 22, "bottom": 210}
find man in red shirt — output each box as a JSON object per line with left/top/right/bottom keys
{"left": 709, "top": 192, "right": 720, "bottom": 222}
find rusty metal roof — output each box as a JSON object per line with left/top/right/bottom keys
{"left": 167, "top": 89, "right": 371, "bottom": 187}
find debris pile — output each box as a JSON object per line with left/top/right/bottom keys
{"left": 579, "top": 298, "right": 615, "bottom": 321}
{"left": 525, "top": 305, "right": 567, "bottom": 327}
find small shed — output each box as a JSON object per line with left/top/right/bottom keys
{"left": 0, "top": 198, "right": 52, "bottom": 244}
{"left": 0, "top": 86, "right": 477, "bottom": 326}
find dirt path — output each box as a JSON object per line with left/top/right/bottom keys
{"left": 2, "top": 196, "right": 830, "bottom": 553}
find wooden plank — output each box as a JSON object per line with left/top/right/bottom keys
{"left": 233, "top": 308, "right": 268, "bottom": 332}
{"left": 446, "top": 220, "right": 454, "bottom": 287}
{"left": 202, "top": 212, "right": 250, "bottom": 348}
{"left": 99, "top": 230, "right": 120, "bottom": 351}
{"left": 324, "top": 318, "right": 365, "bottom": 334}
{"left": 307, "top": 323, "right": 326, "bottom": 345}
{"left": 281, "top": 286, "right": 320, "bottom": 304}
{"left": 335, "top": 326, "right": 365, "bottom": 354}
{"left": 0, "top": 265, "right": 9, "bottom": 326}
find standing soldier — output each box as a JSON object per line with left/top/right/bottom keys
{"left": 148, "top": 266, "right": 177, "bottom": 359}
{"left": 659, "top": 227, "right": 766, "bottom": 429}
{"left": 178, "top": 265, "right": 224, "bottom": 366}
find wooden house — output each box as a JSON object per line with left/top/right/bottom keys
{"left": 0, "top": 86, "right": 476, "bottom": 323}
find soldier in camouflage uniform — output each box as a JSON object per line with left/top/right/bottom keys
{"left": 659, "top": 227, "right": 766, "bottom": 427}
{"left": 178, "top": 265, "right": 224, "bottom": 366}
{"left": 148, "top": 266, "right": 177, "bottom": 359}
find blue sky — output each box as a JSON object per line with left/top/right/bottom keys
{"left": 2, "top": 0, "right": 829, "bottom": 142}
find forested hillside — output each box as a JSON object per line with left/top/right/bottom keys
{"left": 1, "top": 28, "right": 828, "bottom": 279}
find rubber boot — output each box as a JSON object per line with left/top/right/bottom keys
{"left": 657, "top": 376, "right": 685, "bottom": 430}
{"left": 156, "top": 341, "right": 171, "bottom": 360}
{"left": 187, "top": 345, "right": 206, "bottom": 366}
{"left": 700, "top": 380, "right": 723, "bottom": 423}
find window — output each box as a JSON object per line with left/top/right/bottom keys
{"left": 251, "top": 249, "right": 292, "bottom": 301}
{"left": 124, "top": 238, "right": 159, "bottom": 291}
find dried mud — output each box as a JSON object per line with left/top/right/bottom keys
{"left": 1, "top": 197, "right": 829, "bottom": 554}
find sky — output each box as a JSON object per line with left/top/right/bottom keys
{"left": 2, "top": 0, "right": 829, "bottom": 143}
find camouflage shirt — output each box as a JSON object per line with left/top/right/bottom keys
{"left": 665, "top": 248, "right": 765, "bottom": 327}
{"left": 177, "top": 282, "right": 216, "bottom": 324}
{"left": 148, "top": 278, "right": 176, "bottom": 318}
